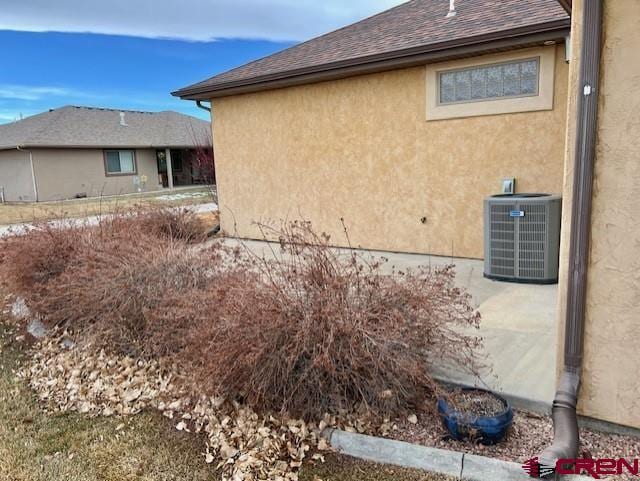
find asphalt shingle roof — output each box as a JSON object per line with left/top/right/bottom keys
{"left": 175, "top": 0, "right": 569, "bottom": 98}
{"left": 0, "top": 106, "right": 211, "bottom": 150}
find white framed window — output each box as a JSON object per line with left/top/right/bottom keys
{"left": 426, "top": 46, "right": 556, "bottom": 121}
{"left": 104, "top": 150, "right": 137, "bottom": 176}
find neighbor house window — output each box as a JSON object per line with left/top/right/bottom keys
{"left": 438, "top": 58, "right": 539, "bottom": 105}
{"left": 104, "top": 150, "right": 136, "bottom": 175}
{"left": 425, "top": 46, "right": 556, "bottom": 121}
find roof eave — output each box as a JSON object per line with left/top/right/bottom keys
{"left": 0, "top": 144, "right": 207, "bottom": 151}
{"left": 173, "top": 20, "right": 571, "bottom": 100}
{"left": 556, "top": 0, "right": 572, "bottom": 15}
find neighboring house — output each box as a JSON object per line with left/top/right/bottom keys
{"left": 0, "top": 106, "right": 212, "bottom": 202}
{"left": 174, "top": 0, "right": 640, "bottom": 440}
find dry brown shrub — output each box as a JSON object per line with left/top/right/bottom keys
{"left": 180, "top": 221, "right": 483, "bottom": 419}
{"left": 0, "top": 222, "right": 85, "bottom": 303}
{"left": 121, "top": 206, "right": 208, "bottom": 244}
{"left": 1, "top": 212, "right": 482, "bottom": 420}
{"left": 0, "top": 206, "right": 205, "bottom": 290}
{"left": 35, "top": 242, "right": 221, "bottom": 356}
{"left": 0, "top": 206, "right": 210, "bottom": 348}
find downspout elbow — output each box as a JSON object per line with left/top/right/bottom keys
{"left": 538, "top": 370, "right": 581, "bottom": 474}
{"left": 196, "top": 100, "right": 211, "bottom": 112}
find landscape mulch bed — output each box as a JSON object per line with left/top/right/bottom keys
{"left": 390, "top": 405, "right": 640, "bottom": 477}
{"left": 8, "top": 318, "right": 640, "bottom": 481}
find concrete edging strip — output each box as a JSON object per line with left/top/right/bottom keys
{"left": 324, "top": 429, "right": 593, "bottom": 480}
{"left": 326, "top": 429, "right": 463, "bottom": 478}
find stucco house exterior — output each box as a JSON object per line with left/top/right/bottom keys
{"left": 175, "top": 0, "right": 571, "bottom": 260}
{"left": 174, "top": 0, "right": 640, "bottom": 443}
{"left": 0, "top": 106, "right": 211, "bottom": 202}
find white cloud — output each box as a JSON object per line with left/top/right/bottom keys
{"left": 0, "top": 85, "right": 79, "bottom": 101}
{"left": 0, "top": 0, "right": 406, "bottom": 42}
{"left": 0, "top": 110, "right": 40, "bottom": 123}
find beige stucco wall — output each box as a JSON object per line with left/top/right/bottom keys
{"left": 212, "top": 46, "right": 569, "bottom": 258}
{"left": 0, "top": 150, "right": 36, "bottom": 201}
{"left": 556, "top": 0, "right": 640, "bottom": 429}
{"left": 32, "top": 148, "right": 161, "bottom": 201}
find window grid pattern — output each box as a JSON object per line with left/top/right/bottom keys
{"left": 439, "top": 58, "right": 539, "bottom": 105}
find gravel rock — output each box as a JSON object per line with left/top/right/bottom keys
{"left": 391, "top": 406, "right": 640, "bottom": 480}
{"left": 26, "top": 319, "right": 48, "bottom": 339}
{"left": 10, "top": 297, "right": 30, "bottom": 319}
{"left": 448, "top": 389, "right": 506, "bottom": 418}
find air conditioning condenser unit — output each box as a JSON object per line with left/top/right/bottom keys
{"left": 484, "top": 194, "right": 562, "bottom": 284}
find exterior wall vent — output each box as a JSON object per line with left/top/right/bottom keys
{"left": 484, "top": 194, "right": 562, "bottom": 283}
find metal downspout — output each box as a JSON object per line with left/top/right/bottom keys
{"left": 16, "top": 146, "right": 38, "bottom": 202}
{"left": 538, "top": 0, "right": 603, "bottom": 474}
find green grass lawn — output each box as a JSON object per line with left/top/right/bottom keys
{"left": 0, "top": 322, "right": 454, "bottom": 481}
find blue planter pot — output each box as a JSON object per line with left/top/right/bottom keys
{"left": 437, "top": 388, "right": 513, "bottom": 445}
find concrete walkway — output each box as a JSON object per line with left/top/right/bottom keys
{"left": 0, "top": 202, "right": 219, "bottom": 238}
{"left": 221, "top": 238, "right": 558, "bottom": 409}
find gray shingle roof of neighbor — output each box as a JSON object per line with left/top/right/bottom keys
{"left": 0, "top": 105, "right": 211, "bottom": 150}
{"left": 173, "top": 0, "right": 570, "bottom": 99}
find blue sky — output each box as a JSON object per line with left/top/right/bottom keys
{"left": 0, "top": 0, "right": 402, "bottom": 124}
{"left": 0, "top": 31, "right": 291, "bottom": 123}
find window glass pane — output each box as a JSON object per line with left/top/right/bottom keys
{"left": 119, "top": 151, "right": 135, "bottom": 173}
{"left": 471, "top": 69, "right": 486, "bottom": 100}
{"left": 521, "top": 60, "right": 538, "bottom": 79}
{"left": 106, "top": 151, "right": 121, "bottom": 173}
{"left": 438, "top": 58, "right": 539, "bottom": 105}
{"left": 521, "top": 60, "right": 539, "bottom": 95}
{"left": 503, "top": 63, "right": 520, "bottom": 96}
{"left": 440, "top": 72, "right": 456, "bottom": 103}
{"left": 454, "top": 71, "right": 471, "bottom": 102}
{"left": 486, "top": 66, "right": 504, "bottom": 98}
{"left": 521, "top": 76, "right": 538, "bottom": 95}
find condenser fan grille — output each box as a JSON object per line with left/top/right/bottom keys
{"left": 484, "top": 195, "right": 561, "bottom": 284}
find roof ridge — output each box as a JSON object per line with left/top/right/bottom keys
{"left": 65, "top": 105, "right": 158, "bottom": 114}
